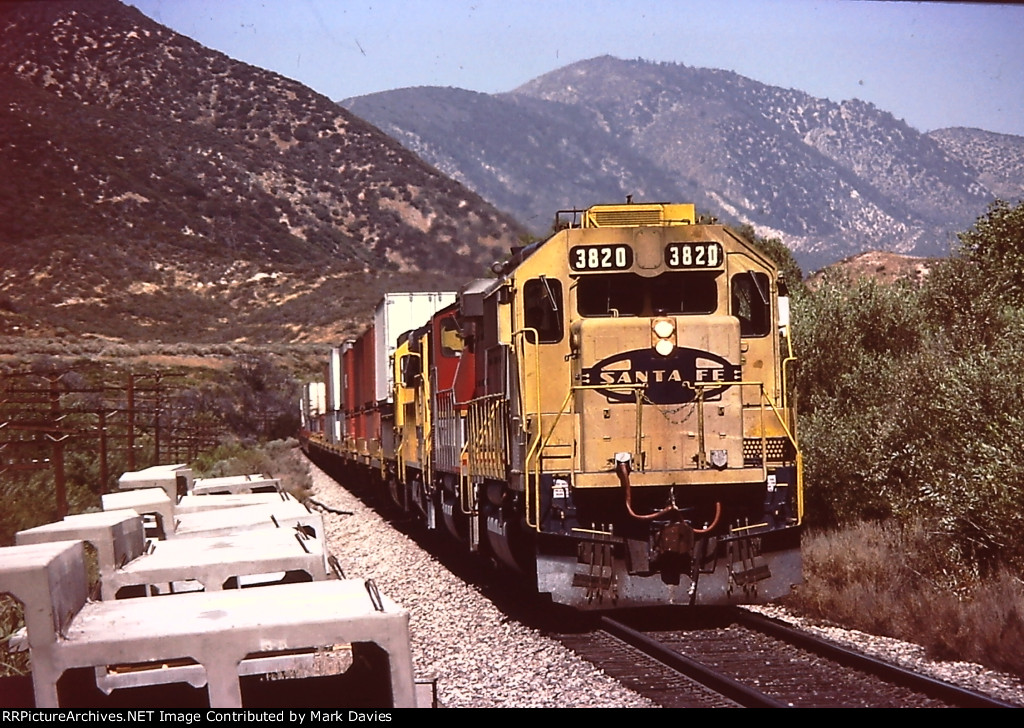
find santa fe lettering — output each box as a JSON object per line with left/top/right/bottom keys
{"left": 695, "top": 367, "right": 728, "bottom": 382}
{"left": 598, "top": 369, "right": 685, "bottom": 385}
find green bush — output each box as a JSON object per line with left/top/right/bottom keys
{"left": 192, "top": 438, "right": 312, "bottom": 501}
{"left": 794, "top": 200, "right": 1024, "bottom": 576}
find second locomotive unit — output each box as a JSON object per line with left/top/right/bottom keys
{"left": 302, "top": 201, "right": 802, "bottom": 609}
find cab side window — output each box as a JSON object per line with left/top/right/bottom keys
{"left": 523, "top": 278, "right": 563, "bottom": 344}
{"left": 439, "top": 316, "right": 463, "bottom": 357}
{"left": 731, "top": 272, "right": 771, "bottom": 337}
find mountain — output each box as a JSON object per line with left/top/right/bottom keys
{"left": 342, "top": 85, "right": 700, "bottom": 233}
{"left": 927, "top": 127, "right": 1024, "bottom": 203}
{"left": 3, "top": 4, "right": 1019, "bottom": 349}
{"left": 344, "top": 55, "right": 1019, "bottom": 271}
{"left": 0, "top": 0, "right": 525, "bottom": 345}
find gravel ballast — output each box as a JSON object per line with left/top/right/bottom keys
{"left": 308, "top": 457, "right": 654, "bottom": 708}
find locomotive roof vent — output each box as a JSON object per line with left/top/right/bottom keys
{"left": 583, "top": 203, "right": 696, "bottom": 229}
{"left": 555, "top": 202, "right": 697, "bottom": 230}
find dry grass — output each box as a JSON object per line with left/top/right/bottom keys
{"left": 786, "top": 521, "right": 1024, "bottom": 675}
{"left": 0, "top": 595, "right": 29, "bottom": 677}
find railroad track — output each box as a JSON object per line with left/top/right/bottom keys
{"left": 306, "top": 464, "right": 1020, "bottom": 708}
{"left": 554, "top": 608, "right": 1020, "bottom": 708}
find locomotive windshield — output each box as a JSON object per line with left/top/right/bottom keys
{"left": 575, "top": 271, "right": 719, "bottom": 317}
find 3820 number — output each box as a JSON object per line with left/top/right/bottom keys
{"left": 665, "top": 242, "right": 722, "bottom": 268}
{"left": 569, "top": 244, "right": 632, "bottom": 271}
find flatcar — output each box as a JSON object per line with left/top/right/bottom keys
{"left": 301, "top": 201, "right": 802, "bottom": 609}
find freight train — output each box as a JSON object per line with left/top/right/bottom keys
{"left": 299, "top": 201, "right": 802, "bottom": 609}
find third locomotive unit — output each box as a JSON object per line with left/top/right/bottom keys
{"left": 300, "top": 201, "right": 802, "bottom": 609}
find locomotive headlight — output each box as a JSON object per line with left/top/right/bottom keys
{"left": 653, "top": 319, "right": 674, "bottom": 338}
{"left": 655, "top": 339, "right": 675, "bottom": 356}
{"left": 652, "top": 317, "right": 676, "bottom": 357}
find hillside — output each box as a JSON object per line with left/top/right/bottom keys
{"left": 344, "top": 56, "right": 1019, "bottom": 271}
{"left": 343, "top": 85, "right": 699, "bottom": 232}
{"left": 0, "top": 0, "right": 526, "bottom": 344}
{"left": 805, "top": 251, "right": 935, "bottom": 290}
{"left": 928, "top": 127, "right": 1024, "bottom": 202}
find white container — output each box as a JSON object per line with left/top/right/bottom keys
{"left": 327, "top": 346, "right": 343, "bottom": 412}
{"left": 373, "top": 291, "right": 456, "bottom": 404}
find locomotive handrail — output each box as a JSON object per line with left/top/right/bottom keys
{"left": 514, "top": 324, "right": 545, "bottom": 528}
{"left": 462, "top": 393, "right": 509, "bottom": 516}
{"left": 422, "top": 363, "right": 435, "bottom": 498}
{"left": 458, "top": 440, "right": 475, "bottom": 518}
{"left": 512, "top": 327, "right": 543, "bottom": 450}
{"left": 676, "top": 379, "right": 803, "bottom": 523}
{"left": 520, "top": 379, "right": 801, "bottom": 530}
{"left": 524, "top": 382, "right": 646, "bottom": 529}
{"left": 780, "top": 322, "right": 798, "bottom": 428}
{"left": 673, "top": 379, "right": 799, "bottom": 449}
{"left": 515, "top": 323, "right": 649, "bottom": 527}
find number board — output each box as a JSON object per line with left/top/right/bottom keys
{"left": 665, "top": 242, "right": 723, "bottom": 269}
{"left": 569, "top": 244, "right": 633, "bottom": 272}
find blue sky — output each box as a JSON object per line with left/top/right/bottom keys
{"left": 129, "top": 0, "right": 1024, "bottom": 137}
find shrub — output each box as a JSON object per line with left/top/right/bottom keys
{"left": 789, "top": 522, "right": 1024, "bottom": 674}
{"left": 793, "top": 201, "right": 1024, "bottom": 578}
{"left": 192, "top": 437, "right": 312, "bottom": 501}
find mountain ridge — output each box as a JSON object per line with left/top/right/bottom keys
{"left": 2, "top": 2, "right": 1021, "bottom": 346}
{"left": 345, "top": 55, "right": 1022, "bottom": 270}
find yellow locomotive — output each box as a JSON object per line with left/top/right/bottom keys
{"left": 303, "top": 201, "right": 802, "bottom": 609}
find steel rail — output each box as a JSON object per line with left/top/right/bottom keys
{"left": 733, "top": 608, "right": 1020, "bottom": 709}
{"left": 599, "top": 616, "right": 791, "bottom": 708}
